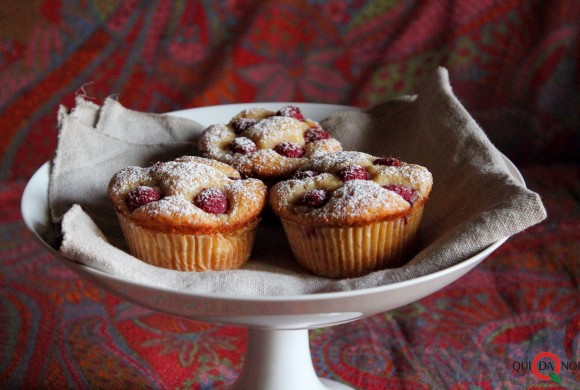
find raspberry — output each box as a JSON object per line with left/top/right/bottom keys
{"left": 126, "top": 186, "right": 162, "bottom": 211}
{"left": 194, "top": 188, "right": 228, "bottom": 214}
{"left": 231, "top": 118, "right": 257, "bottom": 134}
{"left": 374, "top": 156, "right": 402, "bottom": 167}
{"left": 304, "top": 127, "right": 330, "bottom": 143}
{"left": 274, "top": 142, "right": 305, "bottom": 158}
{"left": 292, "top": 170, "right": 319, "bottom": 179}
{"left": 338, "top": 165, "right": 370, "bottom": 181}
{"left": 300, "top": 189, "right": 330, "bottom": 208}
{"left": 275, "top": 105, "right": 305, "bottom": 120}
{"left": 229, "top": 137, "right": 257, "bottom": 155}
{"left": 383, "top": 185, "right": 417, "bottom": 204}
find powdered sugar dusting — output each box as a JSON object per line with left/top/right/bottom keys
{"left": 243, "top": 116, "right": 306, "bottom": 148}
{"left": 141, "top": 195, "right": 197, "bottom": 217}
{"left": 231, "top": 107, "right": 274, "bottom": 122}
{"left": 194, "top": 188, "right": 228, "bottom": 214}
{"left": 315, "top": 180, "right": 407, "bottom": 219}
{"left": 372, "top": 164, "right": 433, "bottom": 195}
{"left": 229, "top": 137, "right": 257, "bottom": 155}
{"left": 198, "top": 106, "right": 343, "bottom": 179}
{"left": 108, "top": 166, "right": 152, "bottom": 194}
{"left": 269, "top": 151, "right": 432, "bottom": 226}
{"left": 198, "top": 124, "right": 236, "bottom": 163}
{"left": 304, "top": 151, "right": 433, "bottom": 197}
{"left": 307, "top": 151, "right": 372, "bottom": 172}
{"left": 227, "top": 178, "right": 263, "bottom": 209}
{"left": 151, "top": 161, "right": 229, "bottom": 196}
{"left": 109, "top": 158, "right": 267, "bottom": 229}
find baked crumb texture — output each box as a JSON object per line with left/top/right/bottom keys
{"left": 198, "top": 106, "right": 343, "bottom": 181}
{"left": 269, "top": 151, "right": 433, "bottom": 278}
{"left": 107, "top": 156, "right": 267, "bottom": 271}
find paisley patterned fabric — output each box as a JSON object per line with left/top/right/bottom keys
{"left": 0, "top": 0, "right": 578, "bottom": 181}
{"left": 1, "top": 1, "right": 578, "bottom": 388}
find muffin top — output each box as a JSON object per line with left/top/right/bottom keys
{"left": 198, "top": 105, "right": 342, "bottom": 181}
{"left": 269, "top": 151, "right": 433, "bottom": 227}
{"left": 107, "top": 156, "right": 267, "bottom": 234}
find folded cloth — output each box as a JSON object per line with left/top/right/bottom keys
{"left": 53, "top": 67, "right": 546, "bottom": 296}
{"left": 49, "top": 96, "right": 203, "bottom": 248}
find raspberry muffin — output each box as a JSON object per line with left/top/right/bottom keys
{"left": 198, "top": 105, "right": 342, "bottom": 183}
{"left": 107, "top": 156, "right": 267, "bottom": 271}
{"left": 269, "top": 151, "right": 433, "bottom": 278}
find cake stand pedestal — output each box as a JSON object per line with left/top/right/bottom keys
{"left": 231, "top": 329, "right": 351, "bottom": 390}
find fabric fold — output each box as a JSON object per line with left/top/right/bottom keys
{"left": 49, "top": 96, "right": 204, "bottom": 247}
{"left": 52, "top": 67, "right": 546, "bottom": 296}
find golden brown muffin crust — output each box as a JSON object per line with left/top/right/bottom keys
{"left": 108, "top": 156, "right": 267, "bottom": 234}
{"left": 269, "top": 151, "right": 433, "bottom": 227}
{"left": 198, "top": 106, "right": 342, "bottom": 180}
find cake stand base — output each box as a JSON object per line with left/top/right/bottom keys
{"left": 229, "top": 328, "right": 353, "bottom": 390}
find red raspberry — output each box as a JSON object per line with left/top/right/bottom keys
{"left": 194, "top": 188, "right": 228, "bottom": 214}
{"left": 231, "top": 118, "right": 257, "bottom": 134}
{"left": 126, "top": 186, "right": 162, "bottom": 211}
{"left": 374, "top": 156, "right": 402, "bottom": 167}
{"left": 338, "top": 165, "right": 370, "bottom": 181}
{"left": 274, "top": 142, "right": 305, "bottom": 158}
{"left": 292, "top": 170, "right": 319, "bottom": 179}
{"left": 275, "top": 105, "right": 305, "bottom": 120}
{"left": 304, "top": 127, "right": 330, "bottom": 143}
{"left": 383, "top": 185, "right": 417, "bottom": 204}
{"left": 229, "top": 137, "right": 257, "bottom": 155}
{"left": 300, "top": 189, "right": 330, "bottom": 208}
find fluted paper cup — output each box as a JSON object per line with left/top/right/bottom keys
{"left": 280, "top": 205, "right": 424, "bottom": 278}
{"left": 117, "top": 213, "right": 259, "bottom": 271}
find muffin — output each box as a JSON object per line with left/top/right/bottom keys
{"left": 269, "top": 151, "right": 433, "bottom": 278}
{"left": 198, "top": 105, "right": 342, "bottom": 183}
{"left": 107, "top": 156, "right": 267, "bottom": 271}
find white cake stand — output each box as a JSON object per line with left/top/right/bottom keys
{"left": 21, "top": 103, "right": 524, "bottom": 389}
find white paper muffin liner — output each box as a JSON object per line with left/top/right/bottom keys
{"left": 280, "top": 205, "right": 424, "bottom": 278}
{"left": 117, "top": 213, "right": 258, "bottom": 271}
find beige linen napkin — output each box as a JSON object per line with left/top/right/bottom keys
{"left": 52, "top": 68, "right": 546, "bottom": 296}
{"left": 49, "top": 96, "right": 203, "bottom": 248}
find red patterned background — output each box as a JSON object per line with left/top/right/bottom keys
{"left": 1, "top": 1, "right": 578, "bottom": 388}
